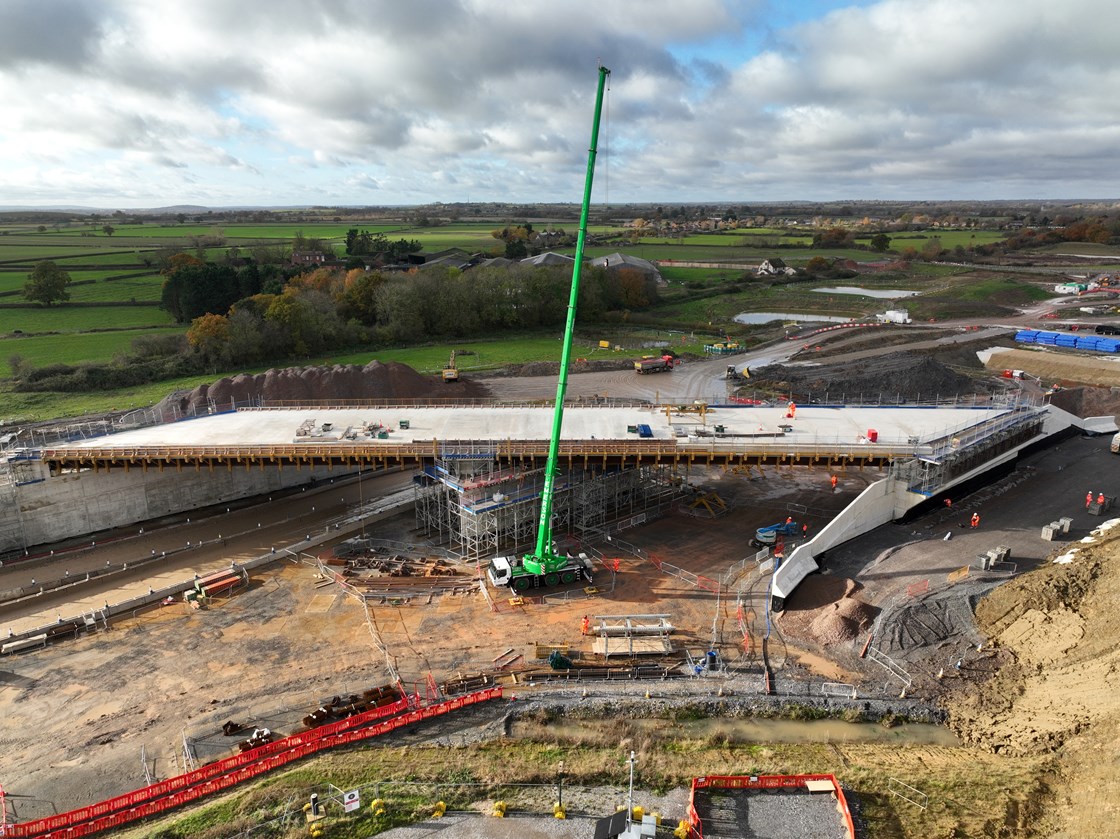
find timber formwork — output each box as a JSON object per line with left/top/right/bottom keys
{"left": 38, "top": 438, "right": 923, "bottom": 474}
{"left": 414, "top": 450, "right": 682, "bottom": 559}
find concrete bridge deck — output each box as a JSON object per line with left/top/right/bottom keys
{"left": 34, "top": 402, "right": 1031, "bottom": 473}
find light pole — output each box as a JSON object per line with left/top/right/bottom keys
{"left": 557, "top": 760, "right": 565, "bottom": 811}
{"left": 626, "top": 750, "right": 636, "bottom": 827}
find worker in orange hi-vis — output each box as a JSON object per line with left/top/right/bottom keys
{"left": 581, "top": 615, "right": 591, "bottom": 636}
{"left": 785, "top": 516, "right": 793, "bottom": 525}
{"left": 944, "top": 498, "right": 952, "bottom": 509}
{"left": 830, "top": 475, "right": 838, "bottom": 491}
{"left": 802, "top": 524, "right": 808, "bottom": 537}
{"left": 970, "top": 513, "right": 980, "bottom": 528}
{"left": 1087, "top": 491, "right": 1094, "bottom": 508}
{"left": 1098, "top": 492, "right": 1106, "bottom": 505}
{"left": 612, "top": 557, "right": 621, "bottom": 573}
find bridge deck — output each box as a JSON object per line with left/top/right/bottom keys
{"left": 35, "top": 403, "right": 1022, "bottom": 471}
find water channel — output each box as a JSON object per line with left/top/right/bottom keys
{"left": 813, "top": 286, "right": 921, "bottom": 298}
{"left": 512, "top": 716, "right": 958, "bottom": 746}
{"left": 733, "top": 312, "right": 854, "bottom": 325}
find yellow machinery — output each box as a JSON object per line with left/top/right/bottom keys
{"left": 442, "top": 350, "right": 459, "bottom": 382}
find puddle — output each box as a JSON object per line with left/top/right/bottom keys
{"left": 734, "top": 312, "right": 854, "bottom": 325}
{"left": 813, "top": 286, "right": 921, "bottom": 299}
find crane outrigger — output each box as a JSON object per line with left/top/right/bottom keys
{"left": 486, "top": 65, "right": 610, "bottom": 591}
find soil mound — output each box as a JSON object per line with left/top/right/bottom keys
{"left": 750, "top": 352, "right": 979, "bottom": 402}
{"left": 1048, "top": 385, "right": 1120, "bottom": 420}
{"left": 776, "top": 574, "right": 878, "bottom": 646}
{"left": 949, "top": 522, "right": 1120, "bottom": 765}
{"left": 159, "top": 360, "right": 489, "bottom": 416}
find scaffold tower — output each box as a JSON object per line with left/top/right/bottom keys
{"left": 414, "top": 448, "right": 682, "bottom": 559}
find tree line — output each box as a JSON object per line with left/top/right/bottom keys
{"left": 10, "top": 259, "right": 660, "bottom": 390}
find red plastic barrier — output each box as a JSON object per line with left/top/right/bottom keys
{"left": 9, "top": 688, "right": 502, "bottom": 838}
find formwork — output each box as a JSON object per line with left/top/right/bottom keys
{"left": 414, "top": 444, "right": 682, "bottom": 559}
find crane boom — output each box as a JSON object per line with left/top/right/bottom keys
{"left": 521, "top": 64, "right": 610, "bottom": 577}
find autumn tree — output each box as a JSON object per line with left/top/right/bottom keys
{"left": 186, "top": 313, "right": 232, "bottom": 371}
{"left": 23, "top": 261, "right": 72, "bottom": 306}
{"left": 919, "top": 237, "right": 944, "bottom": 261}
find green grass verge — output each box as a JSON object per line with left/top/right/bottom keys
{"left": 115, "top": 727, "right": 1051, "bottom": 839}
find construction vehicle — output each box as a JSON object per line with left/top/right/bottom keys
{"left": 486, "top": 65, "right": 610, "bottom": 592}
{"left": 751, "top": 520, "right": 800, "bottom": 547}
{"left": 634, "top": 355, "right": 674, "bottom": 374}
{"left": 441, "top": 350, "right": 459, "bottom": 383}
{"left": 726, "top": 364, "right": 750, "bottom": 380}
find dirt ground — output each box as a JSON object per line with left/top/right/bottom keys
{"left": 5, "top": 329, "right": 1120, "bottom": 837}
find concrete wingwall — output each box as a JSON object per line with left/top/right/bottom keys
{"left": 772, "top": 477, "right": 905, "bottom": 607}
{"left": 771, "top": 405, "right": 1077, "bottom": 608}
{"left": 0, "top": 462, "right": 343, "bottom": 554}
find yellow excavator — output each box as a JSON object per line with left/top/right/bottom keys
{"left": 441, "top": 350, "right": 459, "bottom": 383}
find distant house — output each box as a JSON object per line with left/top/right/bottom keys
{"left": 521, "top": 252, "right": 575, "bottom": 267}
{"left": 590, "top": 252, "right": 664, "bottom": 284}
{"left": 757, "top": 258, "right": 795, "bottom": 277}
{"left": 291, "top": 250, "right": 329, "bottom": 266}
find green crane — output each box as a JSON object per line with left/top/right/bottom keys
{"left": 521, "top": 64, "right": 610, "bottom": 578}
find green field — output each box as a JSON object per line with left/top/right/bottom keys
{"left": 0, "top": 305, "right": 174, "bottom": 335}
{"left": 1, "top": 326, "right": 183, "bottom": 368}
{"left": 0, "top": 269, "right": 163, "bottom": 302}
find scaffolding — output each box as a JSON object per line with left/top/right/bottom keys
{"left": 414, "top": 447, "right": 683, "bottom": 559}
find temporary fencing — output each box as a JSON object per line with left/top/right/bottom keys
{"left": 2, "top": 688, "right": 502, "bottom": 838}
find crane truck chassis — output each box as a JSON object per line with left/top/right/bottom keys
{"left": 487, "top": 552, "right": 594, "bottom": 591}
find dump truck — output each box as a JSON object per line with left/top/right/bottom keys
{"left": 634, "top": 355, "right": 674, "bottom": 374}
{"left": 751, "top": 520, "right": 799, "bottom": 547}
{"left": 487, "top": 551, "right": 595, "bottom": 591}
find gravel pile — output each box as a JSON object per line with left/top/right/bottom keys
{"left": 751, "top": 352, "right": 979, "bottom": 402}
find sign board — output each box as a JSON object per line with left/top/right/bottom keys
{"left": 343, "top": 790, "right": 361, "bottom": 813}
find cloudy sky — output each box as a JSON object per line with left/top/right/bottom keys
{"left": 3, "top": 0, "right": 1119, "bottom": 208}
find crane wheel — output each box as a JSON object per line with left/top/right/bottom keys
{"left": 513, "top": 577, "right": 531, "bottom": 591}
{"left": 545, "top": 573, "right": 560, "bottom": 587}
{"left": 561, "top": 571, "right": 576, "bottom": 584}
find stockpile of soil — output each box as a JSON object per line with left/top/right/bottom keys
{"left": 160, "top": 360, "right": 489, "bottom": 416}
{"left": 750, "top": 352, "right": 980, "bottom": 402}
{"left": 950, "top": 533, "right": 1120, "bottom": 754}
{"left": 1048, "top": 385, "right": 1120, "bottom": 420}
{"left": 982, "top": 347, "right": 1120, "bottom": 389}
{"left": 776, "top": 574, "right": 879, "bottom": 646}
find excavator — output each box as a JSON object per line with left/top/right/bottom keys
{"left": 486, "top": 66, "right": 609, "bottom": 592}
{"left": 441, "top": 350, "right": 459, "bottom": 383}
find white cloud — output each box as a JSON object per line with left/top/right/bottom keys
{"left": 4, "top": 0, "right": 1120, "bottom": 205}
